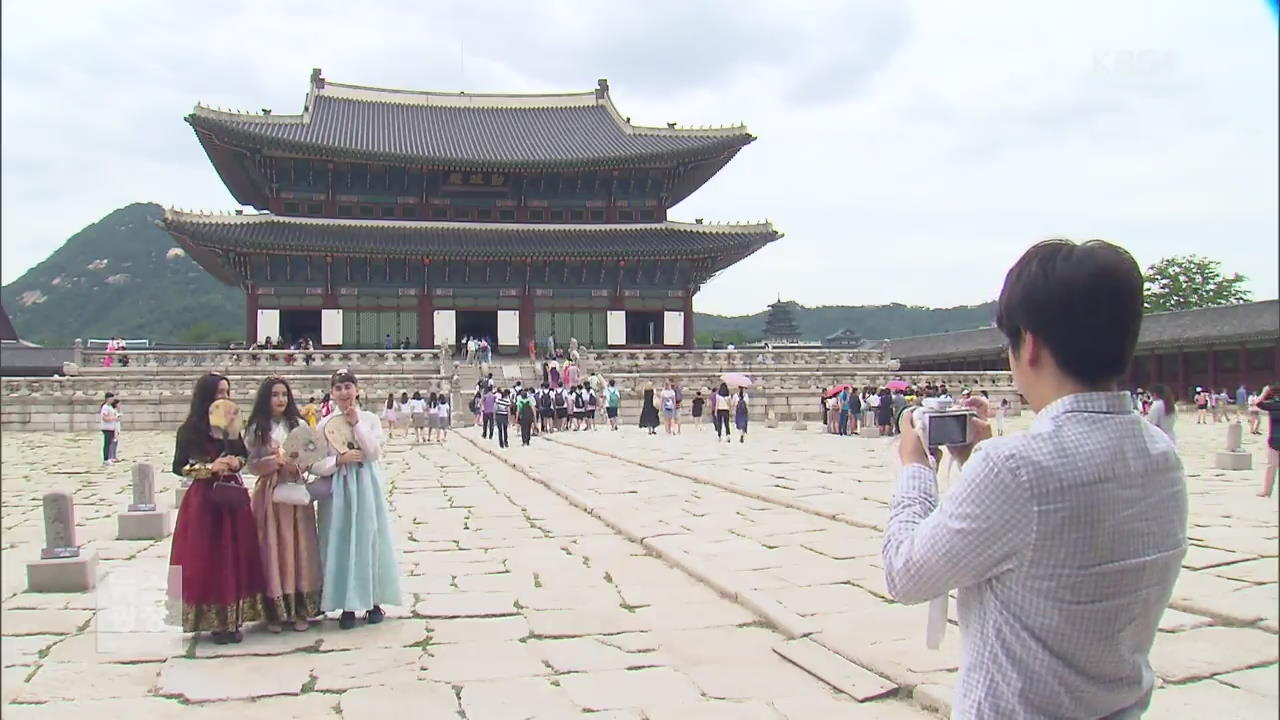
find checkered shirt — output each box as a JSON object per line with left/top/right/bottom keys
{"left": 883, "top": 392, "right": 1188, "bottom": 719}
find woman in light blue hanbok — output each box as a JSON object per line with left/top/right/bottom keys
{"left": 309, "top": 369, "right": 401, "bottom": 630}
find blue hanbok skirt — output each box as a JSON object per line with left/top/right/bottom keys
{"left": 316, "top": 461, "right": 402, "bottom": 612}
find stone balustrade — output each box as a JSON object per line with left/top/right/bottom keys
{"left": 77, "top": 348, "right": 445, "bottom": 374}
{"left": 579, "top": 348, "right": 894, "bottom": 373}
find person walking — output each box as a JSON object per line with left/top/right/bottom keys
{"left": 692, "top": 391, "right": 705, "bottom": 429}
{"left": 638, "top": 382, "right": 660, "bottom": 435}
{"left": 481, "top": 386, "right": 497, "bottom": 439}
{"left": 732, "top": 386, "right": 750, "bottom": 443}
{"left": 605, "top": 380, "right": 621, "bottom": 431}
{"left": 713, "top": 382, "right": 732, "bottom": 443}
{"left": 99, "top": 393, "right": 121, "bottom": 465}
{"left": 661, "top": 382, "right": 677, "bottom": 435}
{"left": 516, "top": 389, "right": 536, "bottom": 446}
{"left": 408, "top": 391, "right": 427, "bottom": 443}
{"left": 494, "top": 389, "right": 511, "bottom": 448}
{"left": 1247, "top": 390, "right": 1263, "bottom": 434}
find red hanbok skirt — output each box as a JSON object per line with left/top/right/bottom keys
{"left": 168, "top": 475, "right": 267, "bottom": 632}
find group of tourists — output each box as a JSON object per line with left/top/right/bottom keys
{"left": 100, "top": 336, "right": 131, "bottom": 367}
{"left": 460, "top": 336, "right": 494, "bottom": 365}
{"left": 469, "top": 373, "right": 623, "bottom": 448}
{"left": 168, "top": 371, "right": 400, "bottom": 644}
{"left": 381, "top": 391, "right": 451, "bottom": 443}
{"left": 821, "top": 383, "right": 1008, "bottom": 438}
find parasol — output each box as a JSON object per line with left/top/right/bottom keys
{"left": 721, "top": 372, "right": 753, "bottom": 388}
{"left": 824, "top": 384, "right": 853, "bottom": 399}
{"left": 885, "top": 379, "right": 910, "bottom": 392}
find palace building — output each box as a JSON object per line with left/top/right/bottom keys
{"left": 163, "top": 70, "right": 780, "bottom": 351}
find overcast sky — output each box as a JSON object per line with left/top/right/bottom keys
{"left": 2, "top": 0, "right": 1276, "bottom": 315}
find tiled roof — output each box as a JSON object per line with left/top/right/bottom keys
{"left": 889, "top": 300, "right": 1280, "bottom": 361}
{"left": 187, "top": 73, "right": 753, "bottom": 170}
{"left": 0, "top": 303, "right": 17, "bottom": 342}
{"left": 161, "top": 210, "right": 780, "bottom": 264}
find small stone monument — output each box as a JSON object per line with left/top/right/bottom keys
{"left": 119, "top": 463, "right": 170, "bottom": 540}
{"left": 861, "top": 424, "right": 882, "bottom": 439}
{"left": 1214, "top": 422, "right": 1252, "bottom": 470}
{"left": 766, "top": 410, "right": 779, "bottom": 429}
{"left": 792, "top": 412, "right": 808, "bottom": 431}
{"left": 27, "top": 491, "right": 98, "bottom": 592}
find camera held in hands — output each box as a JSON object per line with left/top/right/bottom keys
{"left": 911, "top": 397, "right": 974, "bottom": 448}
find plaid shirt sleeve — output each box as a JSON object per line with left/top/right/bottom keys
{"left": 883, "top": 445, "right": 1033, "bottom": 605}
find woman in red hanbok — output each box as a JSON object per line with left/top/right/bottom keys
{"left": 168, "top": 373, "right": 267, "bottom": 644}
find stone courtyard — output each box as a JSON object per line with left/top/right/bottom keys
{"left": 0, "top": 412, "right": 1276, "bottom": 718}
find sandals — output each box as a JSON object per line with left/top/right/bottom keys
{"left": 367, "top": 606, "right": 385, "bottom": 624}
{"left": 292, "top": 619, "right": 310, "bottom": 632}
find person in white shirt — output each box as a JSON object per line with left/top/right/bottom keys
{"left": 99, "top": 393, "right": 122, "bottom": 465}
{"left": 1146, "top": 384, "right": 1177, "bottom": 442}
{"left": 408, "top": 392, "right": 428, "bottom": 443}
{"left": 884, "top": 239, "right": 1186, "bottom": 718}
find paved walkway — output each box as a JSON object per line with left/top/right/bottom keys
{"left": 2, "top": 427, "right": 928, "bottom": 718}
{"left": 1, "top": 412, "right": 1275, "bottom": 717}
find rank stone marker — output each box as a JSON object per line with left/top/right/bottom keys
{"left": 118, "top": 463, "right": 171, "bottom": 540}
{"left": 1214, "top": 422, "right": 1252, "bottom": 471}
{"left": 27, "top": 491, "right": 99, "bottom": 592}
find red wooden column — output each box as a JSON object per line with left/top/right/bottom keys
{"left": 1207, "top": 348, "right": 1217, "bottom": 391}
{"left": 1177, "top": 350, "right": 1187, "bottom": 400}
{"left": 519, "top": 259, "right": 535, "bottom": 351}
{"left": 1238, "top": 345, "right": 1249, "bottom": 390}
{"left": 418, "top": 258, "right": 433, "bottom": 348}
{"left": 683, "top": 292, "right": 694, "bottom": 349}
{"left": 244, "top": 285, "right": 257, "bottom": 345}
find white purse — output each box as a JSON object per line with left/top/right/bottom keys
{"left": 272, "top": 481, "right": 313, "bottom": 506}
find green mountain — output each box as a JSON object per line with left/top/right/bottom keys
{"left": 1, "top": 203, "right": 243, "bottom": 346}
{"left": 693, "top": 302, "right": 996, "bottom": 346}
{"left": 2, "top": 202, "right": 995, "bottom": 347}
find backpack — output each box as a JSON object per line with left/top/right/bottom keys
{"left": 539, "top": 391, "right": 552, "bottom": 411}
{"left": 554, "top": 391, "right": 567, "bottom": 408}
{"left": 574, "top": 393, "right": 586, "bottom": 410}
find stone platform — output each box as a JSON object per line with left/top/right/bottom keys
{"left": 1, "top": 411, "right": 1273, "bottom": 717}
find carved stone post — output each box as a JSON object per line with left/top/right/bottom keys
{"left": 1214, "top": 422, "right": 1252, "bottom": 470}
{"left": 27, "top": 491, "right": 98, "bottom": 592}
{"left": 119, "top": 463, "right": 170, "bottom": 540}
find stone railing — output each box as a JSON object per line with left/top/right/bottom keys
{"left": 76, "top": 348, "right": 445, "bottom": 374}
{"left": 578, "top": 348, "right": 894, "bottom": 374}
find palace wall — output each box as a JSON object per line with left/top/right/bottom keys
{"left": 2, "top": 348, "right": 1021, "bottom": 431}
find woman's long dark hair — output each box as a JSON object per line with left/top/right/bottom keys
{"left": 246, "top": 378, "right": 302, "bottom": 448}
{"left": 717, "top": 382, "right": 730, "bottom": 397}
{"left": 386, "top": 393, "right": 395, "bottom": 410}
{"left": 182, "top": 373, "right": 229, "bottom": 438}
{"left": 1150, "top": 384, "right": 1175, "bottom": 414}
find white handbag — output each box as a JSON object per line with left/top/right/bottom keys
{"left": 272, "top": 481, "right": 313, "bottom": 506}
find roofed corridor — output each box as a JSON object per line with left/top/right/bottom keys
{"left": 1, "top": 415, "right": 1275, "bottom": 717}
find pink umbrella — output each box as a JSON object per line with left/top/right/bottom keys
{"left": 885, "top": 379, "right": 910, "bottom": 391}
{"left": 721, "top": 372, "right": 753, "bottom": 388}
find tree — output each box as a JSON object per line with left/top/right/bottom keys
{"left": 1143, "top": 255, "right": 1252, "bottom": 313}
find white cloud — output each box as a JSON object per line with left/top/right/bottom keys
{"left": 2, "top": 0, "right": 1275, "bottom": 317}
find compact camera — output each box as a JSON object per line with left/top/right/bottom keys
{"left": 911, "top": 397, "right": 974, "bottom": 448}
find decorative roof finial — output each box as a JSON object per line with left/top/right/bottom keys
{"left": 595, "top": 78, "right": 609, "bottom": 100}
{"left": 310, "top": 67, "right": 325, "bottom": 90}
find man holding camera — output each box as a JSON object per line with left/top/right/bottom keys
{"left": 882, "top": 239, "right": 1187, "bottom": 719}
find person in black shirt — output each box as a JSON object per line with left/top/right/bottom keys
{"left": 1256, "top": 385, "right": 1279, "bottom": 498}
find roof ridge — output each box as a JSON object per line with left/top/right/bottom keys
{"left": 163, "top": 209, "right": 776, "bottom": 233}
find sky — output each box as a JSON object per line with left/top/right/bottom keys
{"left": 2, "top": 0, "right": 1276, "bottom": 316}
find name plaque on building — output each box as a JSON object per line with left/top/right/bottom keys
{"left": 622, "top": 289, "right": 640, "bottom": 297}
{"left": 433, "top": 288, "right": 454, "bottom": 296}
{"left": 256, "top": 287, "right": 275, "bottom": 295}
{"left": 339, "top": 288, "right": 358, "bottom": 296}
{"left": 667, "top": 290, "right": 687, "bottom": 298}
{"left": 591, "top": 289, "right": 610, "bottom": 297}
{"left": 533, "top": 289, "right": 554, "bottom": 297}
{"left": 397, "top": 288, "right": 417, "bottom": 296}
{"left": 498, "top": 288, "right": 520, "bottom": 297}
{"left": 305, "top": 287, "right": 325, "bottom": 295}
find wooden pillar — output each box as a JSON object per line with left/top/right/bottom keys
{"left": 683, "top": 292, "right": 694, "bottom": 350}
{"left": 1207, "top": 348, "right": 1218, "bottom": 392}
{"left": 519, "top": 292, "right": 535, "bottom": 353}
{"left": 244, "top": 286, "right": 257, "bottom": 346}
{"left": 1177, "top": 349, "right": 1187, "bottom": 400}
{"left": 1238, "top": 345, "right": 1248, "bottom": 390}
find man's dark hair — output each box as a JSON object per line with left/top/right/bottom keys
{"left": 996, "top": 239, "right": 1143, "bottom": 386}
